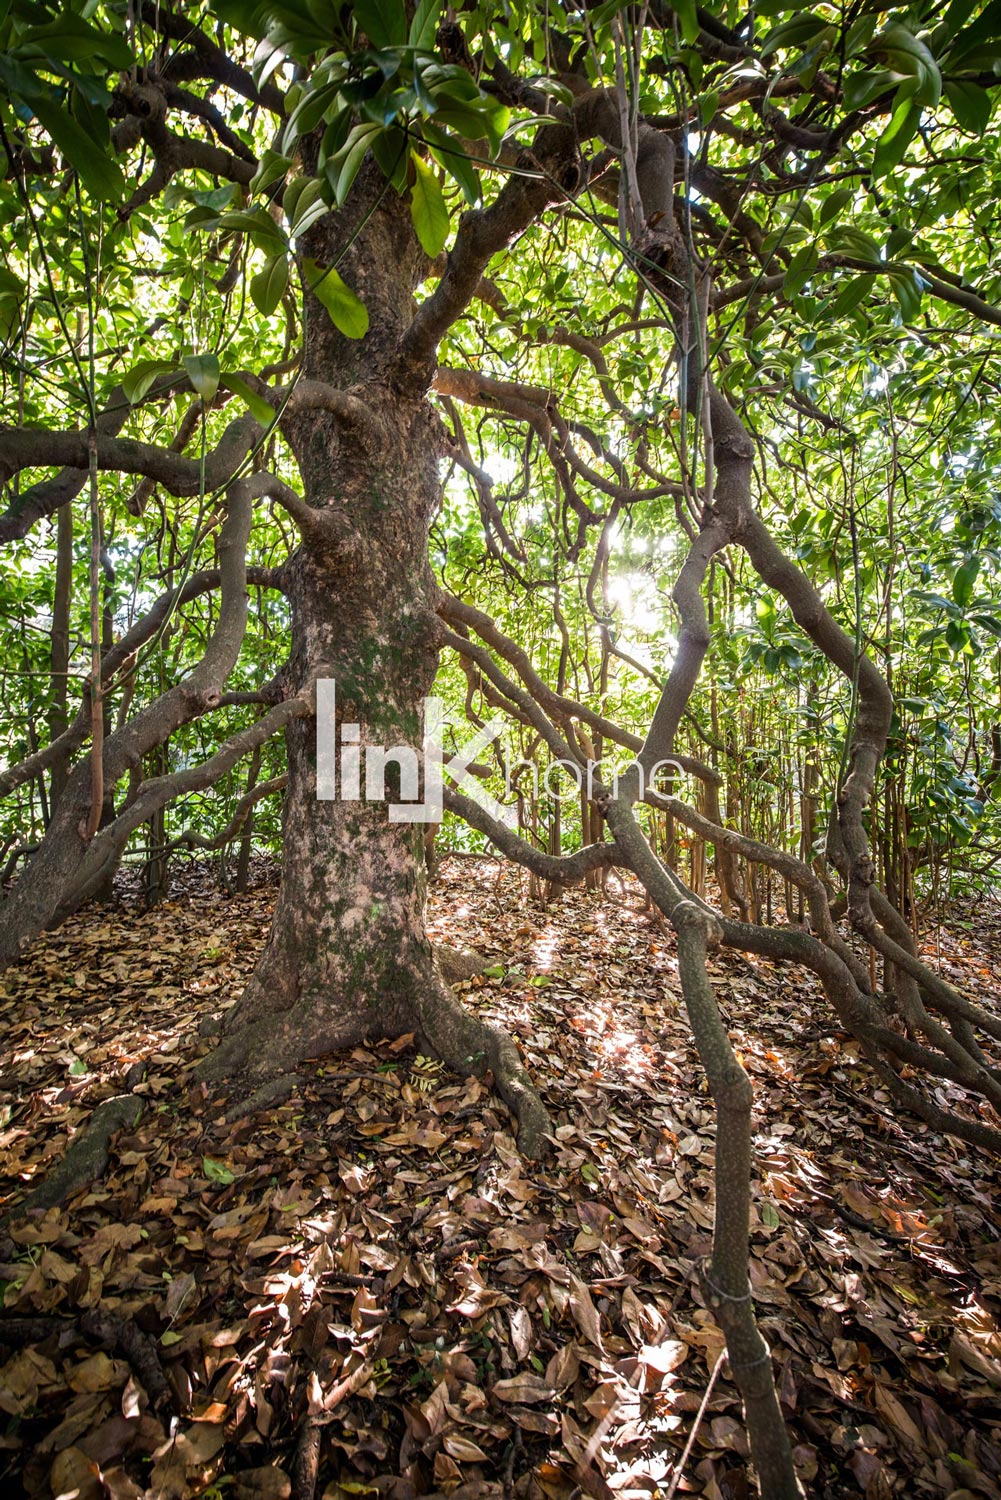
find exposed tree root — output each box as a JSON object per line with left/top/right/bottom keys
{"left": 195, "top": 963, "right": 550, "bottom": 1158}
{"left": 414, "top": 969, "right": 552, "bottom": 1159}
{"left": 224, "top": 1072, "right": 302, "bottom": 1123}
{"left": 436, "top": 942, "right": 488, "bottom": 984}
{"left": 3, "top": 1094, "right": 143, "bottom": 1224}
{"left": 0, "top": 1309, "right": 172, "bottom": 1412}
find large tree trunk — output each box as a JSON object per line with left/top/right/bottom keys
{"left": 197, "top": 166, "right": 550, "bottom": 1154}
{"left": 202, "top": 397, "right": 443, "bottom": 1067}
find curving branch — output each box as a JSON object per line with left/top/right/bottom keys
{"left": 170, "top": 773, "right": 288, "bottom": 854}
{"left": 440, "top": 593, "right": 723, "bottom": 787}
{"left": 0, "top": 412, "right": 260, "bottom": 500}
{"left": 0, "top": 565, "right": 282, "bottom": 804}
{"left": 55, "top": 698, "right": 307, "bottom": 918}
{"left": 444, "top": 785, "right": 620, "bottom": 882}
{"left": 0, "top": 376, "right": 181, "bottom": 543}
{"left": 0, "top": 478, "right": 257, "bottom": 961}
{"left": 399, "top": 121, "right": 582, "bottom": 376}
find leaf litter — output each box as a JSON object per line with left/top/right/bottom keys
{"left": 0, "top": 858, "right": 999, "bottom": 1500}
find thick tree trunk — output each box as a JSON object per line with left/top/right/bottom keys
{"left": 202, "top": 413, "right": 443, "bottom": 1066}
{"left": 197, "top": 166, "right": 550, "bottom": 1154}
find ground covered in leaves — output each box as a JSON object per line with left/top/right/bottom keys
{"left": 0, "top": 858, "right": 1000, "bottom": 1500}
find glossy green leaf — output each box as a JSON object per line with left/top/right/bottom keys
{"left": 945, "top": 79, "right": 992, "bottom": 135}
{"left": 408, "top": 0, "right": 441, "bottom": 49}
{"left": 122, "top": 359, "right": 179, "bottom": 405}
{"left": 250, "top": 253, "right": 290, "bottom": 316}
{"left": 183, "top": 353, "right": 221, "bottom": 404}
{"left": 24, "top": 91, "right": 124, "bottom": 200}
{"left": 302, "top": 258, "right": 369, "bottom": 338}
{"left": 409, "top": 151, "right": 449, "bottom": 256}
{"left": 354, "top": 0, "right": 407, "bottom": 47}
{"left": 221, "top": 372, "right": 277, "bottom": 426}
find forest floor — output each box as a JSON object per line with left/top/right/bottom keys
{"left": 0, "top": 858, "right": 1000, "bottom": 1500}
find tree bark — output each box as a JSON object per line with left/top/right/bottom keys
{"left": 48, "top": 501, "right": 73, "bottom": 809}
{"left": 196, "top": 165, "right": 550, "bottom": 1155}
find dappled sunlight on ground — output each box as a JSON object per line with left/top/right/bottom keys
{"left": 0, "top": 859, "right": 998, "bottom": 1497}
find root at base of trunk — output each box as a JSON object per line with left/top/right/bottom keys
{"left": 414, "top": 971, "right": 551, "bottom": 1159}
{"left": 195, "top": 965, "right": 551, "bottom": 1158}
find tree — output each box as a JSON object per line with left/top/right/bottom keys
{"left": 3, "top": 2, "right": 1001, "bottom": 1492}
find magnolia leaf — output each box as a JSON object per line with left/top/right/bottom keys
{"left": 183, "top": 354, "right": 221, "bottom": 404}
{"left": 945, "top": 79, "right": 992, "bottom": 135}
{"left": 221, "top": 373, "right": 276, "bottom": 426}
{"left": 422, "top": 121, "right": 481, "bottom": 205}
{"left": 250, "top": 253, "right": 290, "bottom": 316}
{"left": 872, "top": 97, "right": 921, "bottom": 179}
{"left": 354, "top": 0, "right": 407, "bottom": 47}
{"left": 953, "top": 556, "right": 980, "bottom": 609}
{"left": 409, "top": 0, "right": 442, "bottom": 49}
{"left": 409, "top": 151, "right": 449, "bottom": 256}
{"left": 250, "top": 148, "right": 293, "bottom": 195}
{"left": 122, "top": 359, "right": 178, "bottom": 405}
{"left": 327, "top": 123, "right": 382, "bottom": 206}
{"left": 302, "top": 259, "right": 369, "bottom": 338}
{"left": 26, "top": 92, "right": 124, "bottom": 201}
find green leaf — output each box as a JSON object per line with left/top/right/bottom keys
{"left": 421, "top": 121, "right": 480, "bottom": 205}
{"left": 482, "top": 964, "right": 505, "bottom": 978}
{"left": 21, "top": 17, "right": 132, "bottom": 67}
{"left": 221, "top": 373, "right": 276, "bottom": 426}
{"left": 431, "top": 96, "right": 509, "bottom": 156}
{"left": 871, "top": 24, "right": 941, "bottom": 107}
{"left": 409, "top": 151, "right": 449, "bottom": 256}
{"left": 672, "top": 0, "right": 700, "bottom": 44}
{"left": 872, "top": 97, "right": 921, "bottom": 179}
{"left": 284, "top": 176, "right": 328, "bottom": 237}
{"left": 26, "top": 91, "right": 124, "bottom": 201}
{"left": 825, "top": 226, "right": 880, "bottom": 262}
{"left": 326, "top": 123, "right": 382, "bottom": 206}
{"left": 370, "top": 124, "right": 409, "bottom": 190}
{"left": 828, "top": 274, "right": 871, "bottom": 319}
{"left": 783, "top": 244, "right": 818, "bottom": 298}
{"left": 885, "top": 265, "right": 923, "bottom": 321}
{"left": 219, "top": 207, "right": 287, "bottom": 250}
{"left": 68, "top": 1056, "right": 87, "bottom": 1077}
{"left": 183, "top": 353, "right": 221, "bottom": 404}
{"left": 760, "top": 11, "right": 830, "bottom": 57}
{"left": 945, "top": 79, "right": 992, "bottom": 135}
{"left": 354, "top": 0, "right": 407, "bottom": 47}
{"left": 953, "top": 555, "right": 980, "bottom": 609}
{"left": 302, "top": 258, "right": 369, "bottom": 338}
{"left": 843, "top": 68, "right": 896, "bottom": 112}
{"left": 408, "top": 0, "right": 441, "bottom": 49}
{"left": 202, "top": 1156, "right": 236, "bottom": 1186}
{"left": 250, "top": 253, "right": 290, "bottom": 316}
{"left": 250, "top": 148, "right": 294, "bottom": 195}
{"left": 819, "top": 185, "right": 854, "bottom": 226}
{"left": 122, "top": 359, "right": 178, "bottom": 404}
{"left": 282, "top": 78, "right": 342, "bottom": 150}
